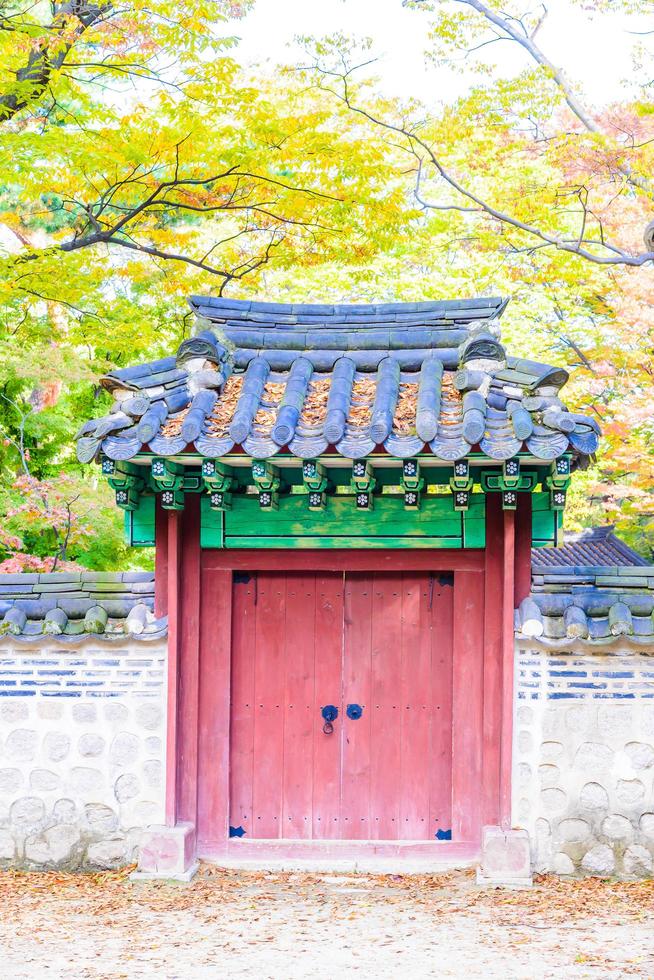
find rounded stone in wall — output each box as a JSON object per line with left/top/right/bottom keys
{"left": 145, "top": 736, "right": 162, "bottom": 755}
{"left": 78, "top": 733, "right": 106, "bottom": 758}
{"left": 552, "top": 852, "right": 575, "bottom": 875}
{"left": 103, "top": 702, "right": 129, "bottom": 724}
{"left": 0, "top": 701, "right": 29, "bottom": 724}
{"left": 616, "top": 779, "right": 645, "bottom": 806}
{"left": 598, "top": 705, "right": 633, "bottom": 738}
{"left": 539, "top": 764, "right": 560, "bottom": 788}
{"left": 129, "top": 800, "right": 160, "bottom": 826}
{"left": 0, "top": 768, "right": 24, "bottom": 795}
{"left": 10, "top": 796, "right": 45, "bottom": 829}
{"left": 36, "top": 701, "right": 64, "bottom": 721}
{"left": 114, "top": 773, "right": 140, "bottom": 803}
{"left": 5, "top": 729, "right": 37, "bottom": 762}
{"left": 87, "top": 836, "right": 129, "bottom": 869}
{"left": 535, "top": 818, "right": 551, "bottom": 837}
{"left": 517, "top": 798, "right": 531, "bottom": 822}
{"left": 581, "top": 844, "right": 615, "bottom": 876}
{"left": 601, "top": 814, "right": 633, "bottom": 842}
{"left": 624, "top": 742, "right": 654, "bottom": 771}
{"left": 574, "top": 742, "right": 614, "bottom": 773}
{"left": 29, "top": 769, "right": 59, "bottom": 792}
{"left": 558, "top": 818, "right": 591, "bottom": 842}
{"left": 623, "top": 844, "right": 653, "bottom": 876}
{"left": 518, "top": 730, "right": 532, "bottom": 753}
{"left": 84, "top": 803, "right": 119, "bottom": 835}
{"left": 24, "top": 824, "right": 81, "bottom": 866}
{"left": 639, "top": 813, "right": 654, "bottom": 838}
{"left": 541, "top": 787, "right": 567, "bottom": 815}
{"left": 0, "top": 829, "right": 15, "bottom": 862}
{"left": 135, "top": 703, "right": 162, "bottom": 731}
{"left": 72, "top": 703, "right": 97, "bottom": 725}
{"left": 53, "top": 799, "right": 77, "bottom": 824}
{"left": 516, "top": 706, "right": 533, "bottom": 725}
{"left": 580, "top": 782, "right": 609, "bottom": 811}
{"left": 541, "top": 741, "right": 564, "bottom": 762}
{"left": 518, "top": 763, "right": 531, "bottom": 787}
{"left": 565, "top": 705, "right": 594, "bottom": 734}
{"left": 109, "top": 732, "right": 140, "bottom": 767}
{"left": 142, "top": 760, "right": 162, "bottom": 790}
{"left": 43, "top": 731, "right": 70, "bottom": 763}
{"left": 70, "top": 767, "right": 104, "bottom": 794}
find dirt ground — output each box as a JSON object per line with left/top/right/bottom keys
{"left": 0, "top": 865, "right": 653, "bottom": 980}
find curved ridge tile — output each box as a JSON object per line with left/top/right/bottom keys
{"left": 242, "top": 434, "right": 280, "bottom": 459}
{"left": 148, "top": 435, "right": 188, "bottom": 456}
{"left": 429, "top": 434, "right": 469, "bottom": 460}
{"left": 195, "top": 434, "right": 235, "bottom": 458}
{"left": 102, "top": 436, "right": 142, "bottom": 461}
{"left": 335, "top": 433, "right": 376, "bottom": 459}
{"left": 526, "top": 431, "right": 570, "bottom": 460}
{"left": 77, "top": 436, "right": 101, "bottom": 464}
{"left": 384, "top": 433, "right": 425, "bottom": 458}
{"left": 288, "top": 435, "right": 329, "bottom": 458}
{"left": 569, "top": 429, "right": 600, "bottom": 455}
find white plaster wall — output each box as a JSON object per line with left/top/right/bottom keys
{"left": 513, "top": 645, "right": 654, "bottom": 877}
{"left": 0, "top": 639, "right": 166, "bottom": 869}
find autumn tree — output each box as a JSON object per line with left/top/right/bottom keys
{"left": 298, "top": 4, "right": 654, "bottom": 553}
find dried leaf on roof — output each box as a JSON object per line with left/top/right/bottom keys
{"left": 206, "top": 375, "right": 244, "bottom": 437}
{"left": 161, "top": 408, "right": 188, "bottom": 438}
{"left": 392, "top": 382, "right": 419, "bottom": 436}
{"left": 440, "top": 372, "right": 463, "bottom": 428}
{"left": 253, "top": 381, "right": 285, "bottom": 433}
{"left": 301, "top": 377, "right": 331, "bottom": 426}
{"left": 348, "top": 377, "right": 376, "bottom": 428}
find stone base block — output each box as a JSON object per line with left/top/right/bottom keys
{"left": 476, "top": 825, "right": 533, "bottom": 888}
{"left": 133, "top": 821, "right": 198, "bottom": 881}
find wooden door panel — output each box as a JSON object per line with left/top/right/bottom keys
{"left": 428, "top": 575, "right": 454, "bottom": 839}
{"left": 341, "top": 574, "right": 373, "bottom": 840}
{"left": 369, "top": 573, "right": 403, "bottom": 839}
{"left": 312, "top": 574, "right": 344, "bottom": 839}
{"left": 281, "top": 573, "right": 316, "bottom": 839}
{"left": 251, "top": 572, "right": 286, "bottom": 838}
{"left": 399, "top": 573, "right": 432, "bottom": 839}
{"left": 229, "top": 575, "right": 256, "bottom": 834}
{"left": 230, "top": 568, "right": 458, "bottom": 843}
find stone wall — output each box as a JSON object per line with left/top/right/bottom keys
{"left": 0, "top": 638, "right": 166, "bottom": 869}
{"left": 513, "top": 645, "right": 654, "bottom": 877}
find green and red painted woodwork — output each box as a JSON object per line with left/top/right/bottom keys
{"left": 114, "top": 453, "right": 567, "bottom": 552}
{"left": 154, "top": 491, "right": 530, "bottom": 865}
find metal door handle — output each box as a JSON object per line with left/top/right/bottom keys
{"left": 321, "top": 704, "right": 338, "bottom": 734}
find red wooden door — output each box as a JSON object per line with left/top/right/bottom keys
{"left": 229, "top": 570, "right": 454, "bottom": 841}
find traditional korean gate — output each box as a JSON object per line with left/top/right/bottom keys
{"left": 229, "top": 570, "right": 454, "bottom": 842}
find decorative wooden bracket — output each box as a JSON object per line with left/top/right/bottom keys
{"left": 202, "top": 459, "right": 234, "bottom": 511}
{"left": 502, "top": 457, "right": 520, "bottom": 488}
{"left": 103, "top": 458, "right": 149, "bottom": 512}
{"left": 402, "top": 459, "right": 424, "bottom": 510}
{"left": 545, "top": 456, "right": 571, "bottom": 512}
{"left": 449, "top": 460, "right": 473, "bottom": 512}
{"left": 151, "top": 457, "right": 186, "bottom": 511}
{"left": 302, "top": 460, "right": 329, "bottom": 511}
{"left": 351, "top": 460, "right": 376, "bottom": 511}
{"left": 252, "top": 459, "right": 280, "bottom": 510}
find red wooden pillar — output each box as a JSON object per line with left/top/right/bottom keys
{"left": 482, "top": 494, "right": 503, "bottom": 827}
{"left": 500, "top": 508, "right": 516, "bottom": 828}
{"left": 154, "top": 497, "right": 168, "bottom": 618}
{"left": 196, "top": 563, "right": 233, "bottom": 850}
{"left": 165, "top": 508, "right": 182, "bottom": 825}
{"left": 177, "top": 497, "right": 202, "bottom": 825}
